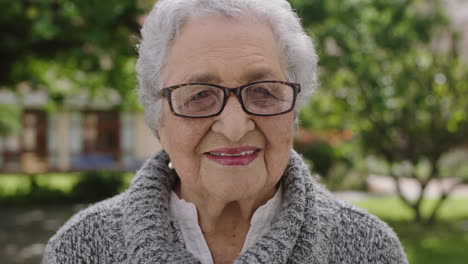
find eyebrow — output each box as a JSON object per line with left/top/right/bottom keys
{"left": 187, "top": 73, "right": 221, "bottom": 83}
{"left": 242, "top": 68, "right": 276, "bottom": 83}
{"left": 185, "top": 67, "right": 277, "bottom": 84}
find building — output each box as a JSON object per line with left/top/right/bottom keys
{"left": 0, "top": 89, "right": 161, "bottom": 173}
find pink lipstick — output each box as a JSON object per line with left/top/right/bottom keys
{"left": 205, "top": 146, "right": 260, "bottom": 166}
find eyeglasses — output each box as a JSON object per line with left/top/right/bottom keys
{"left": 161, "top": 80, "right": 301, "bottom": 118}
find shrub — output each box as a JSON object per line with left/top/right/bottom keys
{"left": 70, "top": 170, "right": 126, "bottom": 203}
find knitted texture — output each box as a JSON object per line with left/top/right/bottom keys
{"left": 43, "top": 150, "right": 408, "bottom": 263}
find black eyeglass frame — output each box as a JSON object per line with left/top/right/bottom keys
{"left": 161, "top": 80, "right": 301, "bottom": 118}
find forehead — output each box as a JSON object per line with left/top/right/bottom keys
{"left": 164, "top": 15, "right": 285, "bottom": 86}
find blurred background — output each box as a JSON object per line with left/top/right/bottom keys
{"left": 0, "top": 0, "right": 467, "bottom": 263}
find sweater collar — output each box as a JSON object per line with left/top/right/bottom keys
{"left": 123, "top": 150, "right": 316, "bottom": 263}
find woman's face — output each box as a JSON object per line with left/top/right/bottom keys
{"left": 159, "top": 16, "right": 294, "bottom": 202}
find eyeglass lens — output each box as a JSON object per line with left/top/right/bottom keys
{"left": 170, "top": 82, "right": 294, "bottom": 117}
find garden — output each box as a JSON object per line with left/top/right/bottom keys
{"left": 1, "top": 0, "right": 468, "bottom": 263}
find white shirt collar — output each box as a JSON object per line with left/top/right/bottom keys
{"left": 169, "top": 185, "right": 283, "bottom": 264}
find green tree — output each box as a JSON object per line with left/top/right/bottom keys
{"left": 0, "top": 104, "right": 21, "bottom": 136}
{"left": 0, "top": 0, "right": 154, "bottom": 135}
{"left": 291, "top": 0, "right": 468, "bottom": 223}
{"left": 0, "top": 0, "right": 149, "bottom": 110}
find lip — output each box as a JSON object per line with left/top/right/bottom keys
{"left": 204, "top": 146, "right": 260, "bottom": 166}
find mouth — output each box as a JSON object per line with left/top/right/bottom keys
{"left": 204, "top": 146, "right": 260, "bottom": 166}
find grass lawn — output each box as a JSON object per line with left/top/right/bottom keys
{"left": 352, "top": 197, "right": 468, "bottom": 264}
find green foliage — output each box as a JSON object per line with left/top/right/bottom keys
{"left": 70, "top": 170, "right": 126, "bottom": 203}
{"left": 302, "top": 141, "right": 336, "bottom": 176}
{"left": 0, "top": 104, "right": 22, "bottom": 136}
{"left": 0, "top": 172, "right": 132, "bottom": 205}
{"left": 0, "top": 0, "right": 145, "bottom": 110}
{"left": 0, "top": 174, "right": 71, "bottom": 205}
{"left": 293, "top": 0, "right": 467, "bottom": 161}
{"left": 299, "top": 140, "right": 363, "bottom": 190}
{"left": 292, "top": 0, "right": 468, "bottom": 223}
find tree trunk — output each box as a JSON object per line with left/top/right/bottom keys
{"left": 426, "top": 181, "right": 459, "bottom": 224}
{"left": 413, "top": 203, "right": 423, "bottom": 223}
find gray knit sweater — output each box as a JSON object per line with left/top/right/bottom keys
{"left": 43, "top": 150, "right": 408, "bottom": 263}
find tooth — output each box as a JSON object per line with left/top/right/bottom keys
{"left": 209, "top": 150, "right": 255, "bottom": 156}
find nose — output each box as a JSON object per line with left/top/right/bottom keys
{"left": 211, "top": 95, "right": 255, "bottom": 142}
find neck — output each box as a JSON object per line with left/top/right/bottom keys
{"left": 176, "top": 183, "right": 277, "bottom": 234}
{"left": 177, "top": 184, "right": 277, "bottom": 264}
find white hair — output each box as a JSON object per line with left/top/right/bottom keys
{"left": 136, "top": 0, "right": 318, "bottom": 137}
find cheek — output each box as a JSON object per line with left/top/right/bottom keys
{"left": 262, "top": 114, "right": 294, "bottom": 181}
{"left": 160, "top": 102, "right": 205, "bottom": 154}
{"left": 166, "top": 120, "right": 204, "bottom": 157}
{"left": 160, "top": 113, "right": 213, "bottom": 183}
{"left": 263, "top": 113, "right": 295, "bottom": 148}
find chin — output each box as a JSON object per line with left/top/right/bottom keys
{"left": 203, "top": 174, "right": 268, "bottom": 200}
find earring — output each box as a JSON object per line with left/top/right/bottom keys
{"left": 168, "top": 161, "right": 174, "bottom": 169}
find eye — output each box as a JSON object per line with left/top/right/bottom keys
{"left": 242, "top": 82, "right": 294, "bottom": 114}
{"left": 191, "top": 91, "right": 209, "bottom": 100}
{"left": 249, "top": 86, "right": 277, "bottom": 99}
{"left": 181, "top": 88, "right": 220, "bottom": 113}
{"left": 171, "top": 84, "right": 223, "bottom": 116}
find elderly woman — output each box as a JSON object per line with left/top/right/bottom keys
{"left": 44, "top": 0, "right": 408, "bottom": 263}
